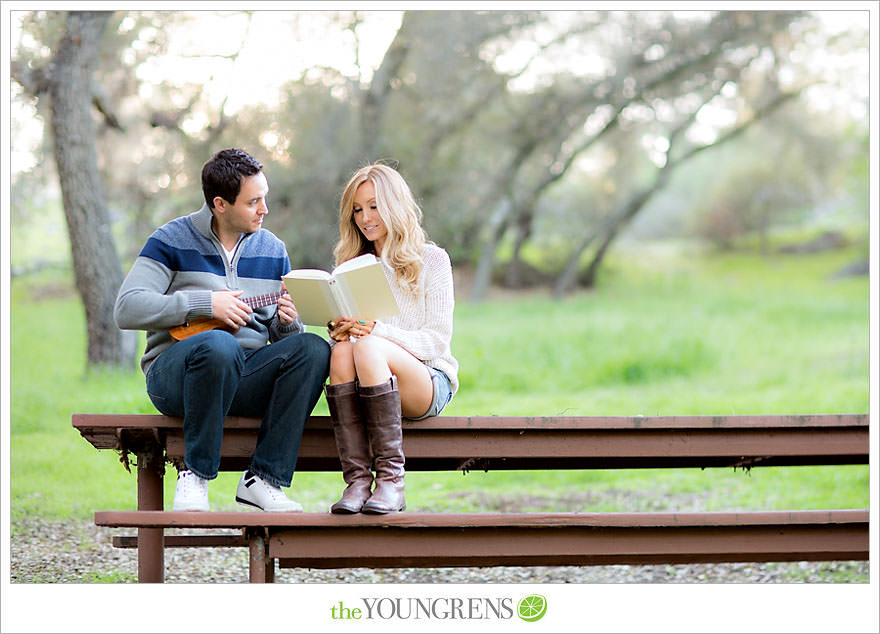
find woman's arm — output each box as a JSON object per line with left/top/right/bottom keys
{"left": 371, "top": 248, "right": 454, "bottom": 361}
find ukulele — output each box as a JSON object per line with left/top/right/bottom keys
{"left": 168, "top": 291, "right": 286, "bottom": 341}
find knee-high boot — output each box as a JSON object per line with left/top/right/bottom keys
{"left": 360, "top": 377, "right": 406, "bottom": 514}
{"left": 326, "top": 381, "right": 373, "bottom": 514}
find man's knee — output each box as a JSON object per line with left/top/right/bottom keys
{"left": 304, "top": 332, "right": 331, "bottom": 368}
{"left": 280, "top": 332, "right": 331, "bottom": 371}
{"left": 190, "top": 330, "right": 245, "bottom": 368}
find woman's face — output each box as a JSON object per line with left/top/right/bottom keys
{"left": 352, "top": 180, "right": 388, "bottom": 253}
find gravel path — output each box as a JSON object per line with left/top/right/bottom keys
{"left": 9, "top": 515, "right": 868, "bottom": 584}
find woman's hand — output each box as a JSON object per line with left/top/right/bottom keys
{"left": 351, "top": 319, "right": 375, "bottom": 337}
{"left": 327, "top": 318, "right": 375, "bottom": 341}
{"left": 327, "top": 318, "right": 355, "bottom": 342}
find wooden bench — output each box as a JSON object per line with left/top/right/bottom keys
{"left": 73, "top": 413, "right": 870, "bottom": 583}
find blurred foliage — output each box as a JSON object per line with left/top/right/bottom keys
{"left": 10, "top": 9, "right": 870, "bottom": 290}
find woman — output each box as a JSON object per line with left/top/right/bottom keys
{"left": 325, "top": 163, "right": 459, "bottom": 514}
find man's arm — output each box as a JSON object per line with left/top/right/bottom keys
{"left": 114, "top": 256, "right": 213, "bottom": 331}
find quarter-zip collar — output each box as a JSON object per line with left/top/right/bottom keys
{"left": 189, "top": 203, "right": 252, "bottom": 287}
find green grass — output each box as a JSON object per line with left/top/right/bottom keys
{"left": 8, "top": 245, "right": 870, "bottom": 521}
{"left": 454, "top": 247, "right": 868, "bottom": 416}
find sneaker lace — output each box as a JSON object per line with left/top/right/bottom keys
{"left": 179, "top": 471, "right": 207, "bottom": 495}
{"left": 263, "top": 481, "right": 287, "bottom": 501}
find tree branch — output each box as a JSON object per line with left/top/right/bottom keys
{"left": 90, "top": 78, "right": 123, "bottom": 130}
{"left": 10, "top": 59, "right": 52, "bottom": 96}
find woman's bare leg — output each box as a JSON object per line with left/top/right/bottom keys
{"left": 351, "top": 334, "right": 433, "bottom": 419}
{"left": 329, "top": 340, "right": 357, "bottom": 385}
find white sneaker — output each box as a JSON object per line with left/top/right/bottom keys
{"left": 235, "top": 471, "right": 303, "bottom": 512}
{"left": 172, "top": 470, "right": 209, "bottom": 511}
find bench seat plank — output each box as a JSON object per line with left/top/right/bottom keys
{"left": 95, "top": 509, "right": 868, "bottom": 529}
{"left": 95, "top": 510, "right": 868, "bottom": 568}
{"left": 73, "top": 413, "right": 869, "bottom": 431}
{"left": 73, "top": 414, "right": 869, "bottom": 470}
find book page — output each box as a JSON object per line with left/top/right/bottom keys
{"left": 334, "top": 260, "right": 400, "bottom": 321}
{"left": 332, "top": 253, "right": 381, "bottom": 275}
{"left": 281, "top": 276, "right": 341, "bottom": 325}
{"left": 283, "top": 268, "right": 332, "bottom": 281}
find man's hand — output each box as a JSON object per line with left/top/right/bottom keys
{"left": 212, "top": 290, "right": 252, "bottom": 331}
{"left": 276, "top": 292, "right": 298, "bottom": 325}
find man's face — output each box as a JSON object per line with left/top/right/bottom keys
{"left": 215, "top": 172, "right": 269, "bottom": 234}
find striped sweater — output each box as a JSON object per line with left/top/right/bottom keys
{"left": 114, "top": 204, "right": 304, "bottom": 374}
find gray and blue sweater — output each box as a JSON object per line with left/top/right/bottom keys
{"left": 114, "top": 204, "right": 304, "bottom": 374}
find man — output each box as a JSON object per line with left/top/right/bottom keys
{"left": 115, "top": 148, "right": 330, "bottom": 512}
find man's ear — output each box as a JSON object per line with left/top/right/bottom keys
{"left": 212, "top": 196, "right": 227, "bottom": 213}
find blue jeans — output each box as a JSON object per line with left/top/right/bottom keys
{"left": 145, "top": 330, "right": 330, "bottom": 487}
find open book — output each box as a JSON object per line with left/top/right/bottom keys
{"left": 282, "top": 254, "right": 400, "bottom": 326}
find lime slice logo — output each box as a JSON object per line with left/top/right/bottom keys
{"left": 517, "top": 594, "right": 547, "bottom": 622}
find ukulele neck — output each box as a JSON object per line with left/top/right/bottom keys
{"left": 243, "top": 291, "right": 284, "bottom": 310}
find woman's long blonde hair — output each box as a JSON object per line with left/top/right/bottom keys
{"left": 334, "top": 163, "right": 426, "bottom": 293}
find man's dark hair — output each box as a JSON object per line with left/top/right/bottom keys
{"left": 201, "top": 148, "right": 263, "bottom": 209}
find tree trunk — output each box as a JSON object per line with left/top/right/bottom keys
{"left": 552, "top": 231, "right": 598, "bottom": 299}
{"left": 504, "top": 211, "right": 535, "bottom": 289}
{"left": 469, "top": 204, "right": 511, "bottom": 302}
{"left": 49, "top": 11, "right": 132, "bottom": 368}
{"left": 360, "top": 12, "right": 413, "bottom": 161}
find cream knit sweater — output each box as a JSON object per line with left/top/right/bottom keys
{"left": 367, "top": 243, "right": 459, "bottom": 394}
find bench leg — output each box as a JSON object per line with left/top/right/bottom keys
{"left": 137, "top": 451, "right": 165, "bottom": 583}
{"left": 247, "top": 528, "right": 274, "bottom": 583}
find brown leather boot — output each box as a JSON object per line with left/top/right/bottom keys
{"left": 360, "top": 377, "right": 406, "bottom": 514}
{"left": 326, "top": 381, "right": 373, "bottom": 514}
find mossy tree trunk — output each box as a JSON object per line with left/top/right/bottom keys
{"left": 48, "top": 11, "right": 132, "bottom": 368}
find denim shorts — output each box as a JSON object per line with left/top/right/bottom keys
{"left": 406, "top": 366, "right": 453, "bottom": 421}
